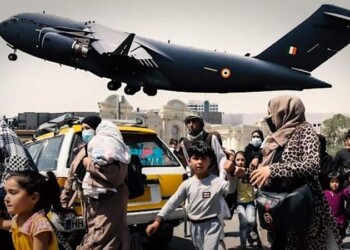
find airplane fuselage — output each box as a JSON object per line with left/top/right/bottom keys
{"left": 2, "top": 6, "right": 349, "bottom": 95}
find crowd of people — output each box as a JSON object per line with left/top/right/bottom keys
{"left": 0, "top": 94, "right": 350, "bottom": 249}
{"left": 165, "top": 95, "right": 350, "bottom": 250}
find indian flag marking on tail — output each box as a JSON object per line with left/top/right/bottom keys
{"left": 289, "top": 46, "right": 297, "bottom": 55}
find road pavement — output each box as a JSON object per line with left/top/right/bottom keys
{"left": 161, "top": 211, "right": 350, "bottom": 250}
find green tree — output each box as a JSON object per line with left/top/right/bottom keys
{"left": 322, "top": 114, "right": 350, "bottom": 156}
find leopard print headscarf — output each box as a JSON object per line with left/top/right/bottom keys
{"left": 261, "top": 95, "right": 306, "bottom": 165}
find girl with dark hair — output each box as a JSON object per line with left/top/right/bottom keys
{"left": 324, "top": 171, "right": 350, "bottom": 240}
{"left": 234, "top": 151, "right": 256, "bottom": 250}
{"left": 0, "top": 119, "right": 38, "bottom": 250}
{"left": 0, "top": 171, "right": 61, "bottom": 250}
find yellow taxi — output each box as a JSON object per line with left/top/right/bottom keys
{"left": 25, "top": 115, "right": 186, "bottom": 246}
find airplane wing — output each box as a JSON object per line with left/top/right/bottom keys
{"left": 89, "top": 23, "right": 131, "bottom": 54}
{"left": 89, "top": 23, "right": 169, "bottom": 67}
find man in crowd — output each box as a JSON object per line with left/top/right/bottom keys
{"left": 334, "top": 130, "right": 350, "bottom": 175}
{"left": 180, "top": 113, "right": 228, "bottom": 178}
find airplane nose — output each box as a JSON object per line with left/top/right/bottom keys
{"left": 0, "top": 20, "right": 6, "bottom": 38}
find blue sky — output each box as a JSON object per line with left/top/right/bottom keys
{"left": 0, "top": 0, "right": 349, "bottom": 117}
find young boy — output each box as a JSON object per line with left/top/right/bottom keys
{"left": 146, "top": 141, "right": 237, "bottom": 250}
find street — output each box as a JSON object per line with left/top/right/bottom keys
{"left": 159, "top": 211, "right": 350, "bottom": 250}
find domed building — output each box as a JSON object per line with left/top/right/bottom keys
{"left": 158, "top": 99, "right": 189, "bottom": 145}
{"left": 98, "top": 94, "right": 261, "bottom": 151}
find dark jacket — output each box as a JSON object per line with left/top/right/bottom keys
{"left": 244, "top": 144, "right": 263, "bottom": 167}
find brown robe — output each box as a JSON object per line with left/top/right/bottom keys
{"left": 61, "top": 148, "right": 141, "bottom": 250}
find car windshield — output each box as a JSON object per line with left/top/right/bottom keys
{"left": 122, "top": 132, "right": 179, "bottom": 167}
{"left": 26, "top": 135, "right": 64, "bottom": 171}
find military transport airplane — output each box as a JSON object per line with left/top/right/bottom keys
{"left": 0, "top": 4, "right": 349, "bottom": 96}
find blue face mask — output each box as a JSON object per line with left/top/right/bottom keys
{"left": 82, "top": 129, "right": 94, "bottom": 143}
{"left": 251, "top": 137, "right": 262, "bottom": 148}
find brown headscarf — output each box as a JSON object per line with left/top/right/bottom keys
{"left": 261, "top": 95, "right": 306, "bottom": 165}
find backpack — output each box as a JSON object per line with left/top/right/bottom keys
{"left": 127, "top": 155, "right": 146, "bottom": 199}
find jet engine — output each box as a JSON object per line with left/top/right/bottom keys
{"left": 40, "top": 32, "right": 88, "bottom": 58}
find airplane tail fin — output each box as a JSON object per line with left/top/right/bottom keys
{"left": 255, "top": 4, "right": 350, "bottom": 72}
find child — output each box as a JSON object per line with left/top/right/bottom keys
{"left": 324, "top": 171, "right": 350, "bottom": 240}
{"left": 234, "top": 151, "right": 256, "bottom": 250}
{"left": 146, "top": 141, "right": 236, "bottom": 250}
{"left": 0, "top": 171, "right": 61, "bottom": 250}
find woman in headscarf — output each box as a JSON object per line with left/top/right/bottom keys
{"left": 245, "top": 129, "right": 264, "bottom": 169}
{"left": 61, "top": 116, "right": 140, "bottom": 250}
{"left": 249, "top": 96, "right": 342, "bottom": 249}
{"left": 243, "top": 129, "right": 264, "bottom": 248}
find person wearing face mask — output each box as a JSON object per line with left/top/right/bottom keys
{"left": 245, "top": 130, "right": 264, "bottom": 170}
{"left": 243, "top": 130, "right": 264, "bottom": 248}
{"left": 242, "top": 95, "right": 342, "bottom": 250}
{"left": 61, "top": 116, "right": 141, "bottom": 250}
{"left": 61, "top": 116, "right": 102, "bottom": 213}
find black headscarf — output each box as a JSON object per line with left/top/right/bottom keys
{"left": 251, "top": 129, "right": 264, "bottom": 142}
{"left": 81, "top": 116, "right": 101, "bottom": 130}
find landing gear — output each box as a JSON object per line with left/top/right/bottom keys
{"left": 143, "top": 87, "right": 157, "bottom": 96}
{"left": 124, "top": 85, "right": 141, "bottom": 95}
{"left": 107, "top": 80, "right": 122, "bottom": 91}
{"left": 8, "top": 53, "right": 17, "bottom": 61}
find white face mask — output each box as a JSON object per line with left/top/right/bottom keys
{"left": 251, "top": 137, "right": 262, "bottom": 148}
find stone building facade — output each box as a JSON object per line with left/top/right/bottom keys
{"left": 99, "top": 95, "right": 262, "bottom": 151}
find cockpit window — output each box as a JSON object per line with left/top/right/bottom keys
{"left": 10, "top": 16, "right": 18, "bottom": 23}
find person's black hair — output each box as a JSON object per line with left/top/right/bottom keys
{"left": 345, "top": 130, "right": 350, "bottom": 140}
{"left": 225, "top": 148, "right": 235, "bottom": 155}
{"left": 328, "top": 171, "right": 341, "bottom": 179}
{"left": 187, "top": 141, "right": 214, "bottom": 159}
{"left": 6, "top": 171, "right": 64, "bottom": 214}
{"left": 169, "top": 138, "right": 178, "bottom": 145}
{"left": 327, "top": 171, "right": 345, "bottom": 188}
